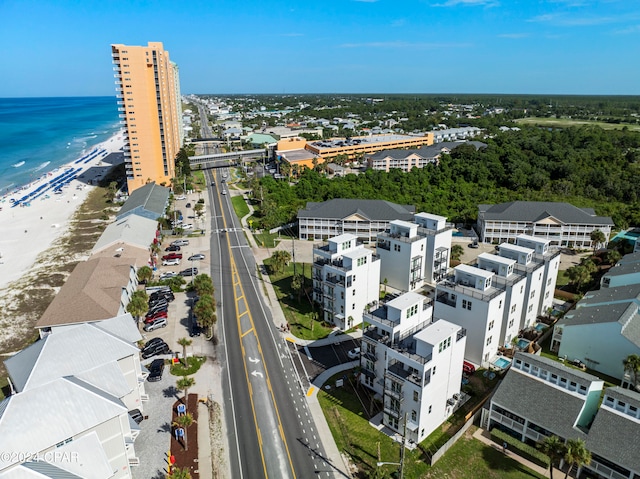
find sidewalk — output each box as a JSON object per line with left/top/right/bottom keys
{"left": 472, "top": 427, "right": 559, "bottom": 478}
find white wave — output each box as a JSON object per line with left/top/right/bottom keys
{"left": 34, "top": 161, "right": 51, "bottom": 172}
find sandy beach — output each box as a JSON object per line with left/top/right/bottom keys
{"left": 0, "top": 132, "right": 125, "bottom": 290}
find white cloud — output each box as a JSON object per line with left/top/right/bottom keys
{"left": 498, "top": 33, "right": 530, "bottom": 38}
{"left": 528, "top": 12, "right": 620, "bottom": 26}
{"left": 613, "top": 24, "right": 640, "bottom": 34}
{"left": 340, "top": 41, "right": 473, "bottom": 48}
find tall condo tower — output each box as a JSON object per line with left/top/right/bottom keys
{"left": 111, "top": 42, "right": 182, "bottom": 193}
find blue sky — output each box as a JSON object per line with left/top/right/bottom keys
{"left": 1, "top": 0, "right": 639, "bottom": 96}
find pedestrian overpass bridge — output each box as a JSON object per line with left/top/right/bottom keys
{"left": 189, "top": 149, "right": 267, "bottom": 168}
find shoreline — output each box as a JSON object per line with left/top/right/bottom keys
{"left": 0, "top": 131, "right": 125, "bottom": 290}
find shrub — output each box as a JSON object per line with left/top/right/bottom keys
{"left": 490, "top": 428, "right": 550, "bottom": 468}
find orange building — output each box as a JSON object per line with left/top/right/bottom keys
{"left": 112, "top": 42, "right": 182, "bottom": 193}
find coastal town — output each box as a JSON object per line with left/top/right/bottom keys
{"left": 1, "top": 36, "right": 640, "bottom": 479}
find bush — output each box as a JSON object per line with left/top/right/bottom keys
{"left": 490, "top": 428, "right": 550, "bottom": 468}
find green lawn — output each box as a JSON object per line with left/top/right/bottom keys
{"left": 514, "top": 117, "right": 640, "bottom": 132}
{"left": 317, "top": 373, "right": 546, "bottom": 478}
{"left": 264, "top": 258, "right": 333, "bottom": 340}
{"left": 231, "top": 195, "right": 250, "bottom": 219}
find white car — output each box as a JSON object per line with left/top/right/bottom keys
{"left": 182, "top": 223, "right": 194, "bottom": 230}
{"left": 162, "top": 258, "right": 181, "bottom": 266}
{"left": 171, "top": 239, "right": 189, "bottom": 246}
{"left": 159, "top": 271, "right": 178, "bottom": 280}
{"left": 174, "top": 195, "right": 186, "bottom": 200}
{"left": 222, "top": 190, "right": 227, "bottom": 195}
{"left": 347, "top": 347, "right": 361, "bottom": 360}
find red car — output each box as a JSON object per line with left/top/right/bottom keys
{"left": 161, "top": 252, "right": 183, "bottom": 261}
{"left": 145, "top": 311, "right": 168, "bottom": 323}
{"left": 463, "top": 361, "right": 476, "bottom": 375}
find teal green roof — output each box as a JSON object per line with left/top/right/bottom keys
{"left": 247, "top": 133, "right": 278, "bottom": 144}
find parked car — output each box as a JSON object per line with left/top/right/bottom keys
{"left": 174, "top": 195, "right": 186, "bottom": 200}
{"left": 147, "top": 303, "right": 168, "bottom": 315}
{"left": 162, "top": 258, "right": 181, "bottom": 266}
{"left": 129, "top": 409, "right": 144, "bottom": 424}
{"left": 182, "top": 223, "right": 194, "bottom": 230}
{"left": 147, "top": 359, "right": 165, "bottom": 382}
{"left": 148, "top": 297, "right": 169, "bottom": 307}
{"left": 165, "top": 244, "right": 181, "bottom": 252}
{"left": 150, "top": 290, "right": 175, "bottom": 302}
{"left": 347, "top": 347, "right": 361, "bottom": 360}
{"left": 189, "top": 313, "right": 202, "bottom": 337}
{"left": 142, "top": 337, "right": 166, "bottom": 351}
{"left": 468, "top": 241, "right": 479, "bottom": 249}
{"left": 162, "top": 252, "right": 183, "bottom": 261}
{"left": 188, "top": 254, "right": 205, "bottom": 261}
{"left": 145, "top": 311, "right": 168, "bottom": 323}
{"left": 463, "top": 361, "right": 476, "bottom": 375}
{"left": 143, "top": 317, "right": 167, "bottom": 332}
{"left": 171, "top": 239, "right": 190, "bottom": 246}
{"left": 141, "top": 339, "right": 170, "bottom": 358}
{"left": 180, "top": 267, "right": 199, "bottom": 277}
{"left": 159, "top": 271, "right": 178, "bottom": 280}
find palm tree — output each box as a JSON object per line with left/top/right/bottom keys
{"left": 590, "top": 229, "right": 606, "bottom": 254}
{"left": 563, "top": 438, "right": 591, "bottom": 479}
{"left": 194, "top": 296, "right": 217, "bottom": 340}
{"left": 126, "top": 290, "right": 149, "bottom": 326}
{"left": 605, "top": 249, "right": 622, "bottom": 265}
{"left": 167, "top": 466, "right": 191, "bottom": 479}
{"left": 193, "top": 274, "right": 214, "bottom": 296}
{"left": 176, "top": 376, "right": 196, "bottom": 405}
{"left": 623, "top": 354, "right": 640, "bottom": 391}
{"left": 451, "top": 244, "right": 464, "bottom": 263}
{"left": 538, "top": 435, "right": 566, "bottom": 479}
{"left": 173, "top": 412, "right": 195, "bottom": 451}
{"left": 177, "top": 337, "right": 192, "bottom": 366}
{"left": 271, "top": 250, "right": 291, "bottom": 274}
{"left": 567, "top": 265, "right": 591, "bottom": 292}
{"left": 137, "top": 265, "right": 153, "bottom": 284}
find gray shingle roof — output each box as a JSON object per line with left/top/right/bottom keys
{"left": 478, "top": 201, "right": 614, "bottom": 226}
{"left": 618, "top": 251, "right": 640, "bottom": 265}
{"left": 561, "top": 302, "right": 634, "bottom": 327}
{"left": 515, "top": 352, "right": 599, "bottom": 385}
{"left": 492, "top": 367, "right": 588, "bottom": 441}
{"left": 586, "top": 394, "right": 640, "bottom": 473}
{"left": 117, "top": 181, "right": 170, "bottom": 219}
{"left": 298, "top": 199, "right": 415, "bottom": 221}
{"left": 603, "top": 260, "right": 640, "bottom": 278}
{"left": 581, "top": 283, "right": 640, "bottom": 305}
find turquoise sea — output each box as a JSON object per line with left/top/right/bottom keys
{"left": 0, "top": 96, "right": 120, "bottom": 195}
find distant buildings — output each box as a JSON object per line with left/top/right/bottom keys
{"left": 431, "top": 127, "right": 482, "bottom": 143}
{"left": 478, "top": 201, "right": 614, "bottom": 247}
{"left": 111, "top": 42, "right": 183, "bottom": 193}
{"left": 298, "top": 198, "right": 415, "bottom": 243}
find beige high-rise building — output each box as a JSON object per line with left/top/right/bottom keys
{"left": 111, "top": 42, "right": 182, "bottom": 193}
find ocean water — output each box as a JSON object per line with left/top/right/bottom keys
{"left": 0, "top": 96, "right": 120, "bottom": 194}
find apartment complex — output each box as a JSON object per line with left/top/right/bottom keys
{"left": 376, "top": 213, "right": 453, "bottom": 291}
{"left": 112, "top": 42, "right": 182, "bottom": 193}
{"left": 360, "top": 292, "right": 466, "bottom": 443}
{"left": 312, "top": 234, "right": 381, "bottom": 330}
{"left": 485, "top": 353, "right": 640, "bottom": 479}
{"left": 478, "top": 201, "right": 614, "bottom": 247}
{"left": 298, "top": 198, "right": 415, "bottom": 243}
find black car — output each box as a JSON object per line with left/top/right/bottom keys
{"left": 165, "top": 244, "right": 181, "bottom": 252}
{"left": 129, "top": 409, "right": 144, "bottom": 424}
{"left": 189, "top": 313, "right": 202, "bottom": 337}
{"left": 147, "top": 303, "right": 168, "bottom": 315}
{"left": 150, "top": 290, "right": 175, "bottom": 302}
{"left": 143, "top": 337, "right": 165, "bottom": 350}
{"left": 180, "top": 267, "right": 199, "bottom": 277}
{"left": 148, "top": 298, "right": 168, "bottom": 309}
{"left": 141, "top": 341, "right": 171, "bottom": 359}
{"left": 148, "top": 359, "right": 165, "bottom": 382}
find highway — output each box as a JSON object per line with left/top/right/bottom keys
{"left": 206, "top": 167, "right": 336, "bottom": 478}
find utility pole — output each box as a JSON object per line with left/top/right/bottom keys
{"left": 399, "top": 413, "right": 407, "bottom": 479}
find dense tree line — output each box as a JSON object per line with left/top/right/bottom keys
{"left": 249, "top": 125, "right": 640, "bottom": 230}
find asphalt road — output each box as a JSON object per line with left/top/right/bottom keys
{"left": 207, "top": 168, "right": 331, "bottom": 478}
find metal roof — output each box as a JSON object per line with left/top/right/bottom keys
{"left": 478, "top": 201, "right": 614, "bottom": 226}
{"left": 91, "top": 214, "right": 158, "bottom": 255}
{"left": 116, "top": 181, "right": 170, "bottom": 220}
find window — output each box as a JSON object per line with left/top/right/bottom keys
{"left": 428, "top": 405, "right": 432, "bottom": 414}
{"left": 352, "top": 303, "right": 355, "bottom": 310}
{"left": 411, "top": 410, "right": 417, "bottom": 421}
{"left": 499, "top": 300, "right": 503, "bottom": 309}
{"left": 462, "top": 299, "right": 472, "bottom": 310}
{"left": 520, "top": 286, "right": 524, "bottom": 293}
{"left": 394, "top": 244, "right": 401, "bottom": 252}
{"left": 488, "top": 320, "right": 494, "bottom": 331}
{"left": 407, "top": 304, "right": 418, "bottom": 318}
{"left": 530, "top": 290, "right": 536, "bottom": 299}
{"left": 511, "top": 304, "right": 516, "bottom": 313}
{"left": 432, "top": 366, "right": 436, "bottom": 375}
{"left": 413, "top": 391, "right": 419, "bottom": 402}
{"left": 357, "top": 257, "right": 367, "bottom": 267}
{"left": 508, "top": 318, "right": 514, "bottom": 328}
{"left": 341, "top": 292, "right": 344, "bottom": 299}
{"left": 486, "top": 336, "right": 492, "bottom": 346}
{"left": 528, "top": 304, "right": 534, "bottom": 312}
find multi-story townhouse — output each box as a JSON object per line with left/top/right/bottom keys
{"left": 498, "top": 243, "right": 546, "bottom": 331}
{"left": 515, "top": 234, "right": 561, "bottom": 316}
{"left": 312, "top": 233, "right": 381, "bottom": 330}
{"left": 377, "top": 214, "right": 453, "bottom": 292}
{"left": 360, "top": 292, "right": 466, "bottom": 443}
{"left": 0, "top": 377, "right": 139, "bottom": 477}
{"left": 433, "top": 264, "right": 507, "bottom": 367}
{"left": 486, "top": 353, "right": 640, "bottom": 479}
{"left": 475, "top": 253, "right": 527, "bottom": 348}
{"left": 414, "top": 212, "right": 453, "bottom": 284}
{"left": 298, "top": 198, "right": 415, "bottom": 243}
{"left": 477, "top": 201, "right": 614, "bottom": 247}
{"left": 551, "top": 283, "right": 640, "bottom": 381}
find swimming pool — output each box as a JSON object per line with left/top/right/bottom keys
{"left": 494, "top": 357, "right": 511, "bottom": 369}
{"left": 517, "top": 339, "right": 531, "bottom": 350}
{"left": 534, "top": 323, "right": 548, "bottom": 332}
{"left": 453, "top": 231, "right": 464, "bottom": 237}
